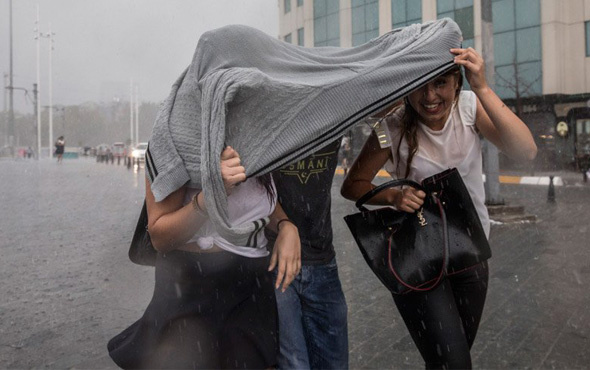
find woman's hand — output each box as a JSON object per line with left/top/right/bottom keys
{"left": 220, "top": 146, "right": 246, "bottom": 195}
{"left": 268, "top": 221, "right": 301, "bottom": 292}
{"left": 451, "top": 47, "right": 488, "bottom": 93}
{"left": 393, "top": 187, "right": 426, "bottom": 213}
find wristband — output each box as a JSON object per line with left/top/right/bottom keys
{"left": 277, "top": 218, "right": 295, "bottom": 232}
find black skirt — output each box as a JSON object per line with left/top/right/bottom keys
{"left": 108, "top": 250, "right": 278, "bottom": 369}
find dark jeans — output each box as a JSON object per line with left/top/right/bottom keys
{"left": 393, "top": 261, "right": 489, "bottom": 369}
{"left": 274, "top": 257, "right": 349, "bottom": 369}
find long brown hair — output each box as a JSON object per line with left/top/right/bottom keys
{"left": 256, "top": 174, "right": 276, "bottom": 206}
{"left": 395, "top": 65, "right": 463, "bottom": 178}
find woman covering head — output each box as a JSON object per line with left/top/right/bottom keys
{"left": 108, "top": 146, "right": 301, "bottom": 369}
{"left": 341, "top": 47, "right": 537, "bottom": 369}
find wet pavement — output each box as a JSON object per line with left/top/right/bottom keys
{"left": 1, "top": 157, "right": 589, "bottom": 369}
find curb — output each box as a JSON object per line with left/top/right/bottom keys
{"left": 336, "top": 167, "right": 564, "bottom": 186}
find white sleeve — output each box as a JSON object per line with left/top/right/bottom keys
{"left": 458, "top": 90, "right": 477, "bottom": 126}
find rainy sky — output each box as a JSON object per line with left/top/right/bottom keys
{"left": 0, "top": 0, "right": 279, "bottom": 114}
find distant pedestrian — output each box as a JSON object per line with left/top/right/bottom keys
{"left": 26, "top": 147, "right": 34, "bottom": 159}
{"left": 55, "top": 136, "right": 65, "bottom": 163}
{"left": 341, "top": 47, "right": 537, "bottom": 369}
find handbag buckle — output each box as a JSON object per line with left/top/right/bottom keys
{"left": 417, "top": 208, "right": 427, "bottom": 227}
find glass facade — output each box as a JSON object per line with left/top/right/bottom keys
{"left": 314, "top": 0, "right": 340, "bottom": 46}
{"left": 284, "top": 33, "right": 292, "bottom": 44}
{"left": 297, "top": 0, "right": 304, "bottom": 6}
{"left": 298, "top": 28, "right": 305, "bottom": 46}
{"left": 437, "top": 0, "right": 474, "bottom": 49}
{"left": 285, "top": 0, "right": 291, "bottom": 13}
{"left": 492, "top": 0, "right": 542, "bottom": 98}
{"left": 586, "top": 21, "right": 590, "bottom": 57}
{"left": 351, "top": 0, "right": 380, "bottom": 46}
{"left": 392, "top": 0, "right": 422, "bottom": 29}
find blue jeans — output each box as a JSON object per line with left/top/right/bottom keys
{"left": 274, "top": 257, "right": 348, "bottom": 370}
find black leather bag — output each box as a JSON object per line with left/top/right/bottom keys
{"left": 128, "top": 200, "right": 157, "bottom": 266}
{"left": 344, "top": 168, "right": 491, "bottom": 295}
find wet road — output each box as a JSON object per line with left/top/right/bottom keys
{"left": 1, "top": 158, "right": 589, "bottom": 368}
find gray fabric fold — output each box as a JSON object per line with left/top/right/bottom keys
{"left": 146, "top": 18, "right": 462, "bottom": 246}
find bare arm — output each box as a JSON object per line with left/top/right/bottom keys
{"left": 146, "top": 146, "right": 247, "bottom": 253}
{"left": 145, "top": 179, "right": 208, "bottom": 253}
{"left": 451, "top": 47, "right": 537, "bottom": 162}
{"left": 340, "top": 131, "right": 425, "bottom": 212}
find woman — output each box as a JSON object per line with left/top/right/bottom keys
{"left": 108, "top": 146, "right": 301, "bottom": 369}
{"left": 341, "top": 47, "right": 537, "bottom": 369}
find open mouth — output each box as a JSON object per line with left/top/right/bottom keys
{"left": 422, "top": 103, "right": 442, "bottom": 113}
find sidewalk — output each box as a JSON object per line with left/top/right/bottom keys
{"left": 0, "top": 159, "right": 588, "bottom": 368}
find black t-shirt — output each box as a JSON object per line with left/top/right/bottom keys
{"left": 266, "top": 139, "right": 341, "bottom": 265}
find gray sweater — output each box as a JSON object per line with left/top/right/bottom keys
{"left": 146, "top": 18, "right": 462, "bottom": 246}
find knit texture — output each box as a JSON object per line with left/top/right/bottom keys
{"left": 146, "top": 18, "right": 462, "bottom": 246}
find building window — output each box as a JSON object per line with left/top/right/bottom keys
{"left": 586, "top": 21, "right": 590, "bottom": 57}
{"left": 284, "top": 33, "right": 292, "bottom": 43}
{"left": 297, "top": 27, "right": 305, "bottom": 46}
{"left": 314, "top": 0, "right": 340, "bottom": 46}
{"left": 297, "top": 0, "right": 304, "bottom": 6}
{"left": 392, "top": 0, "right": 422, "bottom": 29}
{"left": 437, "top": 0, "right": 474, "bottom": 47}
{"left": 351, "top": 0, "right": 379, "bottom": 46}
{"left": 284, "top": 0, "right": 291, "bottom": 13}
{"left": 492, "top": 0, "right": 542, "bottom": 98}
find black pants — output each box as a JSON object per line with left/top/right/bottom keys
{"left": 393, "top": 261, "right": 489, "bottom": 369}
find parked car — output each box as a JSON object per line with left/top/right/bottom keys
{"left": 131, "top": 142, "right": 148, "bottom": 165}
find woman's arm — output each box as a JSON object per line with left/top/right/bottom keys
{"left": 451, "top": 47, "right": 537, "bottom": 162}
{"left": 145, "top": 179, "right": 208, "bottom": 253}
{"left": 341, "top": 131, "right": 425, "bottom": 212}
{"left": 146, "top": 146, "right": 247, "bottom": 253}
{"left": 267, "top": 202, "right": 301, "bottom": 292}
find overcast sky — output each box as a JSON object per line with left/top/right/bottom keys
{"left": 1, "top": 0, "right": 279, "bottom": 114}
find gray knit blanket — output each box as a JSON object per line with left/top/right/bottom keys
{"left": 145, "top": 18, "right": 462, "bottom": 246}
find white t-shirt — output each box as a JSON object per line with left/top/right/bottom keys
{"left": 381, "top": 90, "right": 490, "bottom": 238}
{"left": 184, "top": 178, "right": 276, "bottom": 257}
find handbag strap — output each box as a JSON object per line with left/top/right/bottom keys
{"left": 355, "top": 179, "right": 425, "bottom": 211}
{"left": 387, "top": 195, "right": 450, "bottom": 293}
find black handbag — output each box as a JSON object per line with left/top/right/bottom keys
{"left": 128, "top": 200, "right": 157, "bottom": 266}
{"left": 344, "top": 168, "right": 491, "bottom": 295}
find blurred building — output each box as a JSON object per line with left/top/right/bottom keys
{"left": 277, "top": 0, "right": 590, "bottom": 171}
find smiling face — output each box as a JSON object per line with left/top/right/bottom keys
{"left": 407, "top": 70, "right": 461, "bottom": 130}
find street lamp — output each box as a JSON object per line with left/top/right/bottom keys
{"left": 39, "top": 25, "right": 55, "bottom": 152}
{"left": 33, "top": 5, "right": 55, "bottom": 158}
{"left": 7, "top": 0, "right": 15, "bottom": 155}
